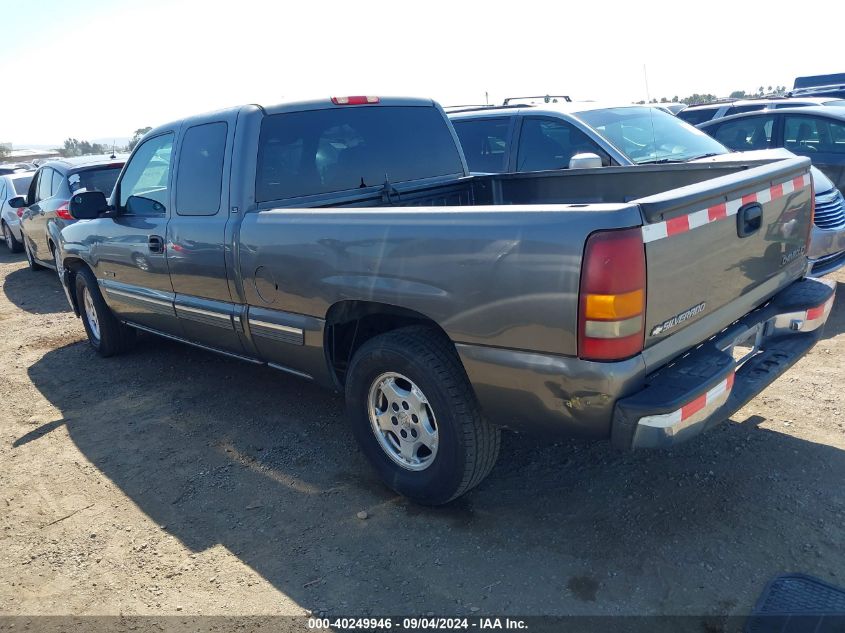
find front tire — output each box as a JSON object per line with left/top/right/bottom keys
{"left": 75, "top": 267, "right": 135, "bottom": 357}
{"left": 2, "top": 222, "right": 23, "bottom": 253}
{"left": 345, "top": 326, "right": 500, "bottom": 505}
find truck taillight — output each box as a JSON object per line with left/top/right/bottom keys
{"left": 56, "top": 201, "right": 72, "bottom": 220}
{"left": 331, "top": 96, "right": 379, "bottom": 105}
{"left": 578, "top": 227, "right": 646, "bottom": 361}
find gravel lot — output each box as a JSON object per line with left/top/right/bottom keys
{"left": 1, "top": 249, "right": 843, "bottom": 618}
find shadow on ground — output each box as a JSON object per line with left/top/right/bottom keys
{"left": 2, "top": 265, "right": 70, "bottom": 315}
{"left": 21, "top": 326, "right": 845, "bottom": 616}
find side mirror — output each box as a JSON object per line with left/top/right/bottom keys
{"left": 7, "top": 196, "right": 28, "bottom": 209}
{"left": 568, "top": 153, "right": 603, "bottom": 170}
{"left": 69, "top": 190, "right": 110, "bottom": 220}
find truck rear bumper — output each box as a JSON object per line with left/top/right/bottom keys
{"left": 611, "top": 277, "right": 836, "bottom": 449}
{"left": 457, "top": 277, "right": 834, "bottom": 445}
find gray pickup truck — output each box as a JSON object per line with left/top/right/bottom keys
{"left": 57, "top": 96, "right": 835, "bottom": 504}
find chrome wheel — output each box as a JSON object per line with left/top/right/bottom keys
{"left": 368, "top": 372, "right": 438, "bottom": 471}
{"left": 82, "top": 287, "right": 101, "bottom": 341}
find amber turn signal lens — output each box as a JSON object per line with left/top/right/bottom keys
{"left": 584, "top": 289, "right": 644, "bottom": 321}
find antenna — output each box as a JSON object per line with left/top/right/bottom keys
{"left": 643, "top": 64, "right": 652, "bottom": 103}
{"left": 110, "top": 139, "right": 116, "bottom": 160}
{"left": 485, "top": 91, "right": 489, "bottom": 106}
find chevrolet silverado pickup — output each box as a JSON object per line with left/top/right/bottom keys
{"left": 56, "top": 96, "right": 834, "bottom": 504}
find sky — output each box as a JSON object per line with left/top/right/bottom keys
{"left": 1, "top": 0, "right": 841, "bottom": 147}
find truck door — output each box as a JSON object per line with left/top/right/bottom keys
{"left": 93, "top": 132, "right": 181, "bottom": 336}
{"left": 167, "top": 118, "right": 246, "bottom": 355}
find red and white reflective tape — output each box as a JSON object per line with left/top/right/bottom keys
{"left": 642, "top": 172, "right": 812, "bottom": 244}
{"left": 638, "top": 372, "right": 736, "bottom": 430}
{"left": 802, "top": 291, "right": 836, "bottom": 331}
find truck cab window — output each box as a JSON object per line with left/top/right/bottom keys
{"left": 255, "top": 106, "right": 464, "bottom": 202}
{"left": 176, "top": 122, "right": 227, "bottom": 216}
{"left": 119, "top": 133, "right": 174, "bottom": 215}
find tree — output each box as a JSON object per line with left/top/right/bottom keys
{"left": 127, "top": 127, "right": 152, "bottom": 151}
{"left": 0, "top": 145, "right": 8, "bottom": 160}
{"left": 680, "top": 93, "right": 717, "bottom": 105}
{"left": 729, "top": 90, "right": 747, "bottom": 99}
{"left": 57, "top": 138, "right": 107, "bottom": 158}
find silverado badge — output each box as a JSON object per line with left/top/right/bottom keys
{"left": 650, "top": 302, "right": 707, "bottom": 336}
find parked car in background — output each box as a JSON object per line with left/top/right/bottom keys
{"left": 449, "top": 102, "right": 845, "bottom": 276}
{"left": 0, "top": 170, "right": 35, "bottom": 252}
{"left": 698, "top": 107, "right": 845, "bottom": 191}
{"left": 8, "top": 155, "right": 125, "bottom": 271}
{"left": 0, "top": 163, "right": 35, "bottom": 176}
{"left": 677, "top": 97, "right": 844, "bottom": 126}
{"left": 448, "top": 101, "right": 729, "bottom": 173}
{"left": 791, "top": 73, "right": 845, "bottom": 100}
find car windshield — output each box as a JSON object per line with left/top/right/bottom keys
{"left": 577, "top": 106, "right": 729, "bottom": 164}
{"left": 12, "top": 174, "right": 33, "bottom": 194}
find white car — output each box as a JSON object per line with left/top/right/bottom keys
{"left": 0, "top": 170, "right": 35, "bottom": 252}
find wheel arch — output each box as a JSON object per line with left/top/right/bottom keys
{"left": 324, "top": 300, "right": 459, "bottom": 388}
{"left": 61, "top": 257, "right": 92, "bottom": 317}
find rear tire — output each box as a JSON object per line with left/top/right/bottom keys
{"left": 75, "top": 266, "right": 135, "bottom": 357}
{"left": 2, "top": 222, "right": 23, "bottom": 253}
{"left": 23, "top": 236, "right": 46, "bottom": 271}
{"left": 345, "top": 326, "right": 500, "bottom": 505}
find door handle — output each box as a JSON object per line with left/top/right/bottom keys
{"left": 737, "top": 202, "right": 763, "bottom": 238}
{"left": 148, "top": 235, "right": 165, "bottom": 253}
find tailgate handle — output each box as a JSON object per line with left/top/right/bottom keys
{"left": 737, "top": 202, "right": 763, "bottom": 238}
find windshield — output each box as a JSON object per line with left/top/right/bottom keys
{"left": 577, "top": 106, "right": 729, "bottom": 164}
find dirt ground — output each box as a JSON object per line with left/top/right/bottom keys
{"left": 0, "top": 249, "right": 843, "bottom": 619}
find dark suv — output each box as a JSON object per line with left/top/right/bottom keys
{"left": 11, "top": 155, "right": 125, "bottom": 271}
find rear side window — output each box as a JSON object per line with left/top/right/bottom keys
{"left": 255, "top": 106, "right": 464, "bottom": 202}
{"left": 176, "top": 122, "right": 227, "bottom": 215}
{"left": 784, "top": 116, "right": 845, "bottom": 154}
{"left": 677, "top": 108, "right": 718, "bottom": 125}
{"left": 37, "top": 168, "right": 53, "bottom": 200}
{"left": 51, "top": 170, "right": 63, "bottom": 195}
{"left": 452, "top": 118, "right": 511, "bottom": 173}
{"left": 69, "top": 167, "right": 122, "bottom": 195}
{"left": 711, "top": 116, "right": 775, "bottom": 151}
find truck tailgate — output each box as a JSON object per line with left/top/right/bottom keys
{"left": 634, "top": 157, "right": 814, "bottom": 371}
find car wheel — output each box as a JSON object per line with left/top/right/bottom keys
{"left": 2, "top": 222, "right": 23, "bottom": 253}
{"left": 75, "top": 266, "right": 135, "bottom": 357}
{"left": 23, "top": 237, "right": 46, "bottom": 271}
{"left": 52, "top": 243, "right": 63, "bottom": 280}
{"left": 345, "top": 326, "right": 500, "bottom": 505}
